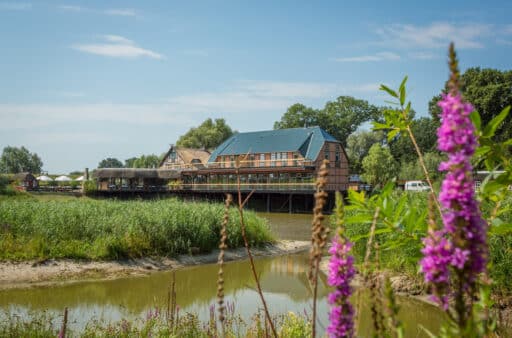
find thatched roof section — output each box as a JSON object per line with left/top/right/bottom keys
{"left": 93, "top": 168, "right": 180, "bottom": 179}
{"left": 159, "top": 145, "right": 210, "bottom": 167}
{"left": 12, "top": 172, "right": 36, "bottom": 181}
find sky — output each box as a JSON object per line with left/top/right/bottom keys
{"left": 1, "top": 1, "right": 512, "bottom": 173}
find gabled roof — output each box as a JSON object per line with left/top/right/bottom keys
{"left": 208, "top": 126, "right": 339, "bottom": 163}
{"left": 159, "top": 145, "right": 211, "bottom": 167}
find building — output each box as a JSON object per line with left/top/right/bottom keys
{"left": 159, "top": 146, "right": 211, "bottom": 170}
{"left": 12, "top": 172, "right": 38, "bottom": 190}
{"left": 177, "top": 126, "right": 349, "bottom": 192}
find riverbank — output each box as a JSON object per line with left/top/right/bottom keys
{"left": 0, "top": 239, "right": 309, "bottom": 290}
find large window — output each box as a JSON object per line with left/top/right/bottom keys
{"left": 271, "top": 153, "right": 276, "bottom": 167}
{"left": 260, "top": 153, "right": 265, "bottom": 167}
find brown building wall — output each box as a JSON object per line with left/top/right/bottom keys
{"left": 315, "top": 142, "right": 349, "bottom": 191}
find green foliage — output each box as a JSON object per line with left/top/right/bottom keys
{"left": 361, "top": 144, "right": 398, "bottom": 187}
{"left": 274, "top": 96, "right": 380, "bottom": 146}
{"left": 429, "top": 67, "right": 512, "bottom": 142}
{"left": 125, "top": 154, "right": 161, "bottom": 168}
{"left": 0, "top": 198, "right": 273, "bottom": 260}
{"left": 399, "top": 152, "right": 444, "bottom": 181}
{"left": 0, "top": 146, "right": 43, "bottom": 174}
{"left": 176, "top": 118, "right": 234, "bottom": 150}
{"left": 346, "top": 130, "right": 386, "bottom": 173}
{"left": 97, "top": 158, "right": 123, "bottom": 168}
{"left": 278, "top": 312, "right": 312, "bottom": 338}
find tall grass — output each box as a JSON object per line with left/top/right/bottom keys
{"left": 0, "top": 198, "right": 273, "bottom": 260}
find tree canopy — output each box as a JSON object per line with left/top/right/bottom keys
{"left": 388, "top": 117, "right": 439, "bottom": 164}
{"left": 0, "top": 146, "right": 43, "bottom": 174}
{"left": 345, "top": 130, "right": 385, "bottom": 174}
{"left": 97, "top": 158, "right": 124, "bottom": 169}
{"left": 176, "top": 118, "right": 235, "bottom": 150}
{"left": 361, "top": 144, "right": 398, "bottom": 187}
{"left": 125, "top": 154, "right": 161, "bottom": 168}
{"left": 429, "top": 67, "right": 512, "bottom": 141}
{"left": 274, "top": 96, "right": 380, "bottom": 146}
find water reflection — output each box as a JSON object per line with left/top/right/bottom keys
{"left": 0, "top": 252, "right": 444, "bottom": 337}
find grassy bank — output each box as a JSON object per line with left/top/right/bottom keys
{"left": 0, "top": 198, "right": 273, "bottom": 260}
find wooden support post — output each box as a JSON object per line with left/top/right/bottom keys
{"left": 289, "top": 194, "right": 293, "bottom": 214}
{"left": 267, "top": 193, "right": 271, "bottom": 212}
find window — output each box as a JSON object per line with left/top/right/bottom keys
{"left": 259, "top": 154, "right": 265, "bottom": 167}
{"left": 271, "top": 153, "right": 276, "bottom": 167}
{"left": 281, "top": 152, "right": 288, "bottom": 166}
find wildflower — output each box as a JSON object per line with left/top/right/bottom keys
{"left": 420, "top": 43, "right": 488, "bottom": 321}
{"left": 327, "top": 235, "right": 355, "bottom": 338}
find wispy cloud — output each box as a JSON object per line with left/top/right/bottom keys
{"left": 72, "top": 35, "right": 163, "bottom": 59}
{"left": 104, "top": 8, "right": 136, "bottom": 17}
{"left": 58, "top": 5, "right": 83, "bottom": 12}
{"left": 0, "top": 2, "right": 31, "bottom": 10}
{"left": 331, "top": 51, "right": 400, "bottom": 62}
{"left": 375, "top": 22, "right": 491, "bottom": 49}
{"left": 408, "top": 51, "right": 438, "bottom": 60}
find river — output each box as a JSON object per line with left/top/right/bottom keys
{"left": 0, "top": 212, "right": 445, "bottom": 336}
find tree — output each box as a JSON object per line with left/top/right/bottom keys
{"left": 322, "top": 96, "right": 380, "bottom": 146}
{"left": 124, "top": 157, "right": 138, "bottom": 168}
{"left": 429, "top": 67, "right": 512, "bottom": 141}
{"left": 388, "top": 117, "right": 439, "bottom": 163}
{"left": 273, "top": 103, "right": 321, "bottom": 129}
{"left": 361, "top": 144, "right": 398, "bottom": 187}
{"left": 176, "top": 118, "right": 235, "bottom": 150}
{"left": 132, "top": 154, "right": 160, "bottom": 168}
{"left": 399, "top": 152, "right": 444, "bottom": 181}
{"left": 97, "top": 158, "right": 123, "bottom": 168}
{"left": 274, "top": 96, "right": 380, "bottom": 146}
{"left": 0, "top": 146, "right": 43, "bottom": 173}
{"left": 345, "top": 130, "right": 386, "bottom": 173}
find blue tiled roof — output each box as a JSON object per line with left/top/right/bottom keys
{"left": 208, "top": 126, "right": 339, "bottom": 162}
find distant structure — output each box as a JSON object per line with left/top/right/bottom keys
{"left": 159, "top": 145, "right": 211, "bottom": 170}
{"left": 93, "top": 126, "right": 350, "bottom": 211}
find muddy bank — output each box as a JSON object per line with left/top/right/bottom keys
{"left": 0, "top": 240, "right": 310, "bottom": 290}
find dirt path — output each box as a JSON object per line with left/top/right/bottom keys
{"left": 0, "top": 240, "right": 310, "bottom": 290}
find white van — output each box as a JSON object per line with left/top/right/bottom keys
{"left": 404, "top": 180, "right": 430, "bottom": 192}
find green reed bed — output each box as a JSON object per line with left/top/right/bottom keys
{"left": 0, "top": 198, "right": 273, "bottom": 260}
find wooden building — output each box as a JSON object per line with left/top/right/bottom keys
{"left": 13, "top": 172, "right": 38, "bottom": 190}
{"left": 94, "top": 168, "right": 179, "bottom": 191}
{"left": 159, "top": 146, "right": 211, "bottom": 170}
{"left": 177, "top": 126, "right": 349, "bottom": 192}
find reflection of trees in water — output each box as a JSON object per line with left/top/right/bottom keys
{"left": 0, "top": 254, "right": 324, "bottom": 314}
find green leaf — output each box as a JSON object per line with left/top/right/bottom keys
{"left": 399, "top": 76, "right": 408, "bottom": 106}
{"left": 380, "top": 84, "right": 398, "bottom": 98}
{"left": 470, "top": 110, "right": 481, "bottom": 133}
{"left": 372, "top": 122, "right": 390, "bottom": 130}
{"left": 387, "top": 129, "right": 400, "bottom": 141}
{"left": 483, "top": 106, "right": 510, "bottom": 138}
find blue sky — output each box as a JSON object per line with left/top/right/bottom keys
{"left": 1, "top": 1, "right": 512, "bottom": 173}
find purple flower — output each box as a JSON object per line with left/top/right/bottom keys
{"left": 421, "top": 90, "right": 488, "bottom": 311}
{"left": 327, "top": 235, "right": 355, "bottom": 338}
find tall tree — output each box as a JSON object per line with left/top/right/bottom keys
{"left": 345, "top": 130, "right": 386, "bottom": 173}
{"left": 322, "top": 96, "right": 380, "bottom": 146}
{"left": 429, "top": 67, "right": 512, "bottom": 140}
{"left": 274, "top": 96, "right": 380, "bottom": 146}
{"left": 273, "top": 103, "right": 321, "bottom": 129}
{"left": 0, "top": 146, "right": 43, "bottom": 173}
{"left": 388, "top": 117, "right": 439, "bottom": 163}
{"left": 176, "top": 118, "right": 235, "bottom": 150}
{"left": 124, "top": 157, "right": 138, "bottom": 168}
{"left": 97, "top": 158, "right": 123, "bottom": 168}
{"left": 361, "top": 144, "right": 398, "bottom": 187}
{"left": 132, "top": 154, "right": 160, "bottom": 168}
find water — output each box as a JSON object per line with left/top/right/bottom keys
{"left": 0, "top": 212, "right": 445, "bottom": 336}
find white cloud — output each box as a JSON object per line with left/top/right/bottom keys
{"left": 409, "top": 51, "right": 438, "bottom": 60}
{"left": 331, "top": 51, "right": 400, "bottom": 62}
{"left": 58, "top": 5, "right": 83, "bottom": 12}
{"left": 104, "top": 8, "right": 136, "bottom": 17}
{"left": 375, "top": 22, "right": 491, "bottom": 49}
{"left": 0, "top": 2, "right": 31, "bottom": 10}
{"left": 72, "top": 35, "right": 163, "bottom": 59}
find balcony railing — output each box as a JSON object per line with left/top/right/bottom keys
{"left": 162, "top": 158, "right": 315, "bottom": 170}
{"left": 171, "top": 182, "right": 316, "bottom": 192}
